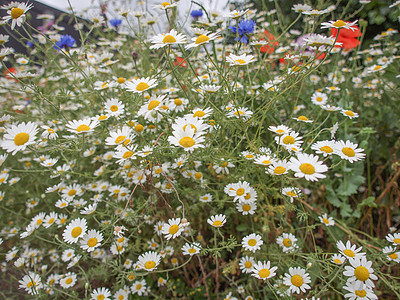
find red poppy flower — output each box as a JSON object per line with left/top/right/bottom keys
{"left": 174, "top": 57, "right": 187, "bottom": 67}
{"left": 331, "top": 25, "right": 361, "bottom": 49}
{"left": 260, "top": 30, "right": 279, "bottom": 54}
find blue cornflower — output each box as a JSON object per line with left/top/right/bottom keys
{"left": 191, "top": 9, "right": 203, "bottom": 19}
{"left": 229, "top": 19, "right": 256, "bottom": 43}
{"left": 54, "top": 35, "right": 76, "bottom": 50}
{"left": 110, "top": 19, "right": 122, "bottom": 28}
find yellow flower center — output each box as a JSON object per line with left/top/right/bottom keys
{"left": 71, "top": 227, "right": 82, "bottom": 238}
{"left": 193, "top": 111, "right": 205, "bottom": 118}
{"left": 11, "top": 7, "right": 25, "bottom": 19}
{"left": 76, "top": 124, "right": 90, "bottom": 132}
{"left": 274, "top": 166, "right": 286, "bottom": 174}
{"left": 287, "top": 191, "right": 296, "bottom": 197}
{"left": 196, "top": 35, "right": 210, "bottom": 44}
{"left": 236, "top": 188, "right": 245, "bottom": 196}
{"left": 242, "top": 204, "right": 251, "bottom": 211}
{"left": 393, "top": 238, "right": 400, "bottom": 244}
{"left": 355, "top": 290, "right": 367, "bottom": 297}
{"left": 343, "top": 249, "right": 355, "bottom": 257}
{"left": 148, "top": 100, "right": 160, "bottom": 110}
{"left": 145, "top": 260, "right": 156, "bottom": 269}
{"left": 179, "top": 137, "right": 195, "bottom": 148}
{"left": 283, "top": 238, "right": 292, "bottom": 247}
{"left": 342, "top": 147, "right": 355, "bottom": 157}
{"left": 213, "top": 220, "right": 223, "bottom": 227}
{"left": 389, "top": 253, "right": 398, "bottom": 259}
{"left": 282, "top": 136, "right": 295, "bottom": 145}
{"left": 110, "top": 105, "right": 118, "bottom": 112}
{"left": 27, "top": 280, "right": 36, "bottom": 288}
{"left": 244, "top": 261, "right": 252, "bottom": 268}
{"left": 316, "top": 97, "right": 323, "bottom": 102}
{"left": 248, "top": 239, "right": 257, "bottom": 246}
{"left": 333, "top": 20, "right": 347, "bottom": 27}
{"left": 299, "top": 163, "right": 315, "bottom": 175}
{"left": 345, "top": 110, "right": 355, "bottom": 117}
{"left": 161, "top": 2, "right": 170, "bottom": 7}
{"left": 244, "top": 193, "right": 251, "bottom": 200}
{"left": 334, "top": 259, "right": 342, "bottom": 264}
{"left": 189, "top": 248, "right": 196, "bottom": 253}
{"left": 373, "top": 65, "right": 382, "bottom": 71}
{"left": 323, "top": 218, "right": 329, "bottom": 224}
{"left": 136, "top": 82, "right": 149, "bottom": 91}
{"left": 122, "top": 151, "right": 133, "bottom": 159}
{"left": 234, "top": 59, "right": 246, "bottom": 65}
{"left": 163, "top": 35, "right": 176, "bottom": 43}
{"left": 68, "top": 190, "right": 76, "bottom": 196}
{"left": 195, "top": 172, "right": 202, "bottom": 179}
{"left": 97, "top": 295, "right": 105, "bottom": 300}
{"left": 221, "top": 162, "right": 228, "bottom": 167}
{"left": 115, "top": 135, "right": 126, "bottom": 144}
{"left": 48, "top": 218, "right": 55, "bottom": 224}
{"left": 276, "top": 129, "right": 284, "bottom": 134}
{"left": 14, "top": 132, "right": 29, "bottom": 146}
{"left": 87, "top": 237, "right": 98, "bottom": 247}
{"left": 174, "top": 98, "right": 183, "bottom": 105}
{"left": 354, "top": 266, "right": 370, "bottom": 281}
{"left": 245, "top": 154, "right": 254, "bottom": 159}
{"left": 320, "top": 146, "right": 333, "bottom": 153}
{"left": 298, "top": 116, "right": 308, "bottom": 121}
{"left": 169, "top": 224, "right": 180, "bottom": 235}
{"left": 291, "top": 274, "right": 303, "bottom": 287}
{"left": 36, "top": 219, "right": 42, "bottom": 225}
{"left": 259, "top": 268, "right": 270, "bottom": 278}
{"left": 183, "top": 124, "right": 197, "bottom": 133}
{"left": 135, "top": 124, "right": 144, "bottom": 132}
{"left": 65, "top": 278, "right": 73, "bottom": 284}
{"left": 117, "top": 77, "right": 125, "bottom": 83}
{"left": 98, "top": 115, "right": 107, "bottom": 120}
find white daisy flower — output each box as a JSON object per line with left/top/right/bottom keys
{"left": 251, "top": 261, "right": 278, "bottom": 280}
{"left": 161, "top": 218, "right": 183, "bottom": 240}
{"left": 331, "top": 254, "right": 346, "bottom": 265}
{"left": 62, "top": 218, "right": 87, "bottom": 244}
{"left": 311, "top": 140, "right": 335, "bottom": 157}
{"left": 131, "top": 279, "right": 146, "bottom": 296}
{"left": 382, "top": 246, "right": 400, "bottom": 263}
{"left": 0, "top": 122, "right": 38, "bottom": 155}
{"left": 242, "top": 233, "right": 263, "bottom": 253}
{"left": 319, "top": 213, "right": 335, "bottom": 226}
{"left": 181, "top": 242, "right": 201, "bottom": 256}
{"left": 80, "top": 229, "right": 103, "bottom": 252}
{"left": 125, "top": 77, "right": 158, "bottom": 94}
{"left": 343, "top": 256, "right": 378, "bottom": 289}
{"left": 267, "top": 159, "right": 290, "bottom": 176}
{"left": 105, "top": 126, "right": 134, "bottom": 146}
{"left": 275, "top": 131, "right": 303, "bottom": 148}
{"left": 90, "top": 287, "right": 111, "bottom": 300}
{"left": 104, "top": 98, "right": 125, "bottom": 117}
{"left": 59, "top": 272, "right": 77, "bottom": 289}
{"left": 320, "top": 20, "right": 358, "bottom": 31}
{"left": 167, "top": 126, "right": 205, "bottom": 152}
{"left": 236, "top": 201, "right": 257, "bottom": 215}
{"left": 283, "top": 267, "right": 311, "bottom": 294}
{"left": 341, "top": 109, "right": 359, "bottom": 119}
{"left": 281, "top": 187, "right": 301, "bottom": 203}
{"left": 239, "top": 255, "right": 256, "bottom": 273}
{"left": 386, "top": 233, "right": 400, "bottom": 246}
{"left": 276, "top": 233, "right": 299, "bottom": 253}
{"left": 18, "top": 272, "right": 42, "bottom": 295}
{"left": 337, "top": 240, "right": 366, "bottom": 260}
{"left": 149, "top": 29, "right": 186, "bottom": 49}
{"left": 289, "top": 153, "right": 328, "bottom": 182}
{"left": 343, "top": 281, "right": 377, "bottom": 300}
{"left": 185, "top": 31, "right": 220, "bottom": 49}
{"left": 226, "top": 53, "right": 256, "bottom": 66}
{"left": 334, "top": 140, "right": 366, "bottom": 163}
{"left": 137, "top": 251, "right": 161, "bottom": 271}
{"left": 207, "top": 214, "right": 227, "bottom": 228}
{"left": 3, "top": 2, "right": 33, "bottom": 30}
{"left": 65, "top": 118, "right": 99, "bottom": 134}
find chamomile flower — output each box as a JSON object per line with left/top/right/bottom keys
{"left": 267, "top": 159, "right": 290, "bottom": 176}
{"left": 277, "top": 233, "right": 299, "bottom": 253}
{"left": 319, "top": 213, "right": 335, "bottom": 226}
{"left": 3, "top": 1, "right": 33, "bottom": 30}
{"left": 125, "top": 77, "right": 157, "bottom": 94}
{"left": 19, "top": 272, "right": 42, "bottom": 295}
{"left": 59, "top": 272, "right": 77, "bottom": 289}
{"left": 80, "top": 229, "right": 103, "bottom": 252}
{"left": 207, "top": 214, "right": 227, "bottom": 228}
{"left": 311, "top": 140, "right": 335, "bottom": 157}
{"left": 343, "top": 281, "right": 377, "bottom": 300}
{"left": 226, "top": 53, "right": 256, "bottom": 66}
{"left": 167, "top": 126, "right": 205, "bottom": 152}
{"left": 161, "top": 218, "right": 183, "bottom": 240}
{"left": 181, "top": 242, "right": 201, "bottom": 256}
{"left": 91, "top": 287, "right": 111, "bottom": 300}
{"left": 337, "top": 240, "right": 366, "bottom": 259}
{"left": 331, "top": 254, "right": 346, "bottom": 265}
{"left": 382, "top": 246, "right": 400, "bottom": 263}
{"left": 236, "top": 201, "right": 257, "bottom": 215}
{"left": 153, "top": 1, "right": 179, "bottom": 10}
{"left": 131, "top": 279, "right": 146, "bottom": 296}
{"left": 105, "top": 126, "right": 134, "bottom": 146}
{"left": 281, "top": 187, "right": 301, "bottom": 202}
{"left": 289, "top": 153, "right": 328, "bottom": 182}
{"left": 293, "top": 115, "right": 313, "bottom": 123}
{"left": 242, "top": 233, "right": 263, "bottom": 253}
{"left": 343, "top": 256, "right": 378, "bottom": 289}
{"left": 62, "top": 218, "right": 87, "bottom": 244}
{"left": 254, "top": 154, "right": 274, "bottom": 166}
{"left": 321, "top": 20, "right": 358, "bottom": 31}
{"left": 275, "top": 131, "right": 303, "bottom": 148}
{"left": 65, "top": 118, "right": 100, "bottom": 134}
{"left": 334, "top": 140, "right": 366, "bottom": 163}
{"left": 385, "top": 233, "right": 400, "bottom": 246}
{"left": 105, "top": 98, "right": 125, "bottom": 117}
{"left": 185, "top": 31, "right": 220, "bottom": 49}
{"left": 138, "top": 95, "right": 168, "bottom": 122}
{"left": 268, "top": 125, "right": 292, "bottom": 135}
{"left": 239, "top": 255, "right": 256, "bottom": 273}
{"left": 137, "top": 251, "right": 161, "bottom": 271}
{"left": 192, "top": 107, "right": 213, "bottom": 119}
{"left": 341, "top": 109, "right": 359, "bottom": 119}
{"left": 200, "top": 194, "right": 212, "bottom": 203}
{"left": 251, "top": 261, "right": 278, "bottom": 280}
{"left": 150, "top": 29, "right": 186, "bottom": 49}
{"left": 283, "top": 267, "right": 311, "bottom": 294}
{"left": 43, "top": 212, "right": 58, "bottom": 228}
{"left": 1, "top": 122, "right": 38, "bottom": 155}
